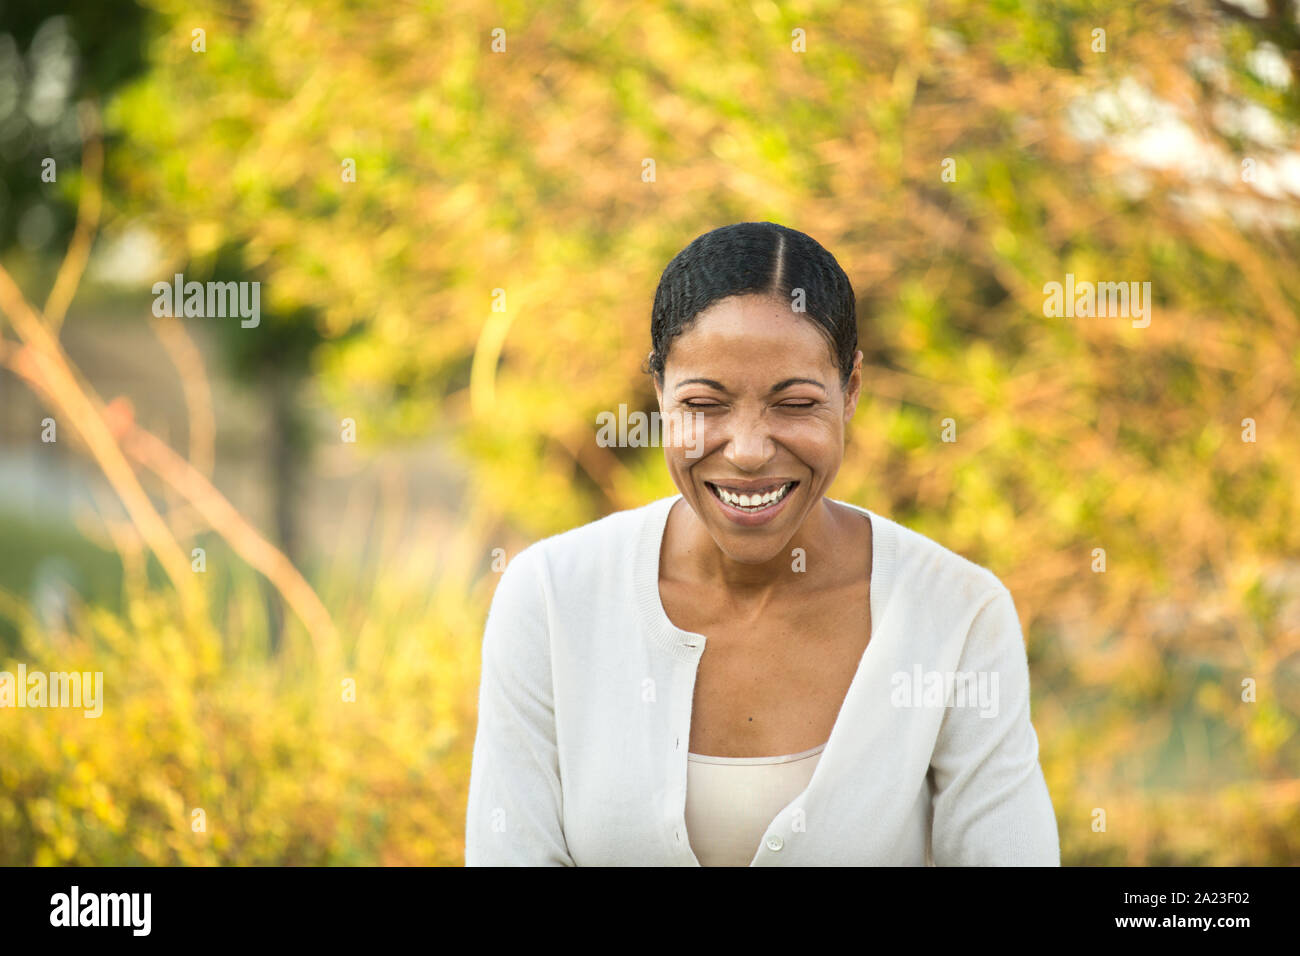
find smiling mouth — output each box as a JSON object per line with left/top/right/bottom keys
{"left": 704, "top": 480, "right": 798, "bottom": 512}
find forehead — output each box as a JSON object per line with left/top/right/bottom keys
{"left": 665, "top": 295, "right": 836, "bottom": 380}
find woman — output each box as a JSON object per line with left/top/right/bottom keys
{"left": 465, "top": 221, "right": 1059, "bottom": 866}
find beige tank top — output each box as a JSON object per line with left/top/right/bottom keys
{"left": 685, "top": 742, "right": 827, "bottom": 866}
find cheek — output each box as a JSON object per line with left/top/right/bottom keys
{"left": 771, "top": 414, "right": 842, "bottom": 452}
{"left": 788, "top": 427, "right": 844, "bottom": 482}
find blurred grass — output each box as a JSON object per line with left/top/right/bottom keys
{"left": 0, "top": 513, "right": 124, "bottom": 654}
{"left": 0, "top": 525, "right": 488, "bottom": 865}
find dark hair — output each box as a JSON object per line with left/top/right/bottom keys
{"left": 647, "top": 221, "right": 857, "bottom": 387}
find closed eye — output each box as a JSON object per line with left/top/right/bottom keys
{"left": 682, "top": 399, "right": 814, "bottom": 408}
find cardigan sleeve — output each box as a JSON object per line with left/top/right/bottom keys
{"left": 464, "top": 546, "right": 575, "bottom": 866}
{"left": 928, "top": 585, "right": 1060, "bottom": 865}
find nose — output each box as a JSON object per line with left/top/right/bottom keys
{"left": 723, "top": 407, "right": 775, "bottom": 472}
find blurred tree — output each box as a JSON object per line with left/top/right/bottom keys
{"left": 194, "top": 241, "right": 327, "bottom": 653}
{"left": 0, "top": 0, "right": 148, "bottom": 254}
{"left": 1, "top": 0, "right": 1297, "bottom": 866}
{"left": 1, "top": 1, "right": 326, "bottom": 652}
{"left": 91, "top": 0, "right": 1300, "bottom": 851}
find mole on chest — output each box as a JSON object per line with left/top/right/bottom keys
{"left": 688, "top": 643, "right": 860, "bottom": 756}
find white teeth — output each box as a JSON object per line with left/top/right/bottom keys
{"left": 712, "top": 482, "right": 794, "bottom": 510}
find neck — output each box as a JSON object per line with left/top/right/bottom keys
{"left": 672, "top": 494, "right": 839, "bottom": 596}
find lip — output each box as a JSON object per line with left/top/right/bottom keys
{"left": 703, "top": 479, "right": 799, "bottom": 527}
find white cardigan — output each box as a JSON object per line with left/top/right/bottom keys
{"left": 465, "top": 495, "right": 1060, "bottom": 866}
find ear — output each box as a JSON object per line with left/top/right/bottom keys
{"left": 842, "top": 350, "right": 864, "bottom": 421}
{"left": 651, "top": 356, "right": 664, "bottom": 411}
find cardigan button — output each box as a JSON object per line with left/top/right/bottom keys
{"left": 765, "top": 835, "right": 783, "bottom": 851}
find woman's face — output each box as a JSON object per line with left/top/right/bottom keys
{"left": 654, "top": 293, "right": 863, "bottom": 565}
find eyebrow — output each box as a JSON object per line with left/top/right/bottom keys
{"left": 673, "top": 377, "right": 826, "bottom": 394}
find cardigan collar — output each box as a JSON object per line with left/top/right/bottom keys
{"left": 633, "top": 494, "right": 898, "bottom": 663}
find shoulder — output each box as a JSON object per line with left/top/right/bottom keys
{"left": 862, "top": 506, "right": 1007, "bottom": 612}
{"left": 853, "top": 509, "right": 1028, "bottom": 673}
{"left": 496, "top": 496, "right": 669, "bottom": 598}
